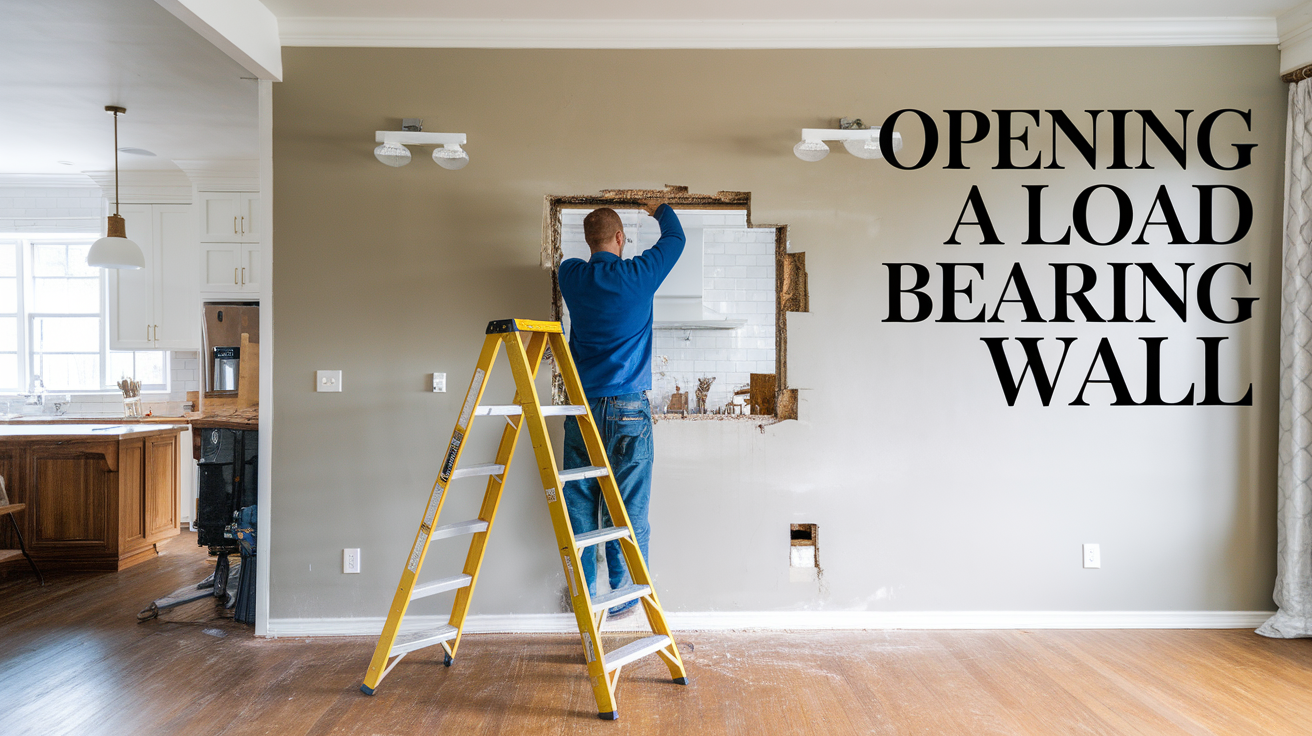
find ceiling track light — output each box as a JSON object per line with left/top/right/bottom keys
{"left": 794, "top": 117, "right": 903, "bottom": 163}
{"left": 87, "top": 105, "right": 146, "bottom": 270}
{"left": 374, "top": 120, "right": 468, "bottom": 169}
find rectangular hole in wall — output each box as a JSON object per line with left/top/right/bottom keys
{"left": 544, "top": 187, "right": 807, "bottom": 421}
{"left": 790, "top": 523, "right": 818, "bottom": 568}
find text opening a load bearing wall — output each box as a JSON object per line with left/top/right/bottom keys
{"left": 876, "top": 108, "right": 1261, "bottom": 407}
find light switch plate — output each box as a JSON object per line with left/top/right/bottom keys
{"left": 432, "top": 372, "right": 446, "bottom": 392}
{"left": 317, "top": 370, "right": 342, "bottom": 392}
{"left": 1082, "top": 543, "right": 1101, "bottom": 569}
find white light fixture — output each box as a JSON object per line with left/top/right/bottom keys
{"left": 373, "top": 141, "right": 411, "bottom": 167}
{"left": 375, "top": 119, "right": 468, "bottom": 170}
{"left": 792, "top": 139, "right": 830, "bottom": 162}
{"left": 88, "top": 105, "right": 146, "bottom": 270}
{"left": 795, "top": 118, "right": 902, "bottom": 163}
{"left": 432, "top": 143, "right": 468, "bottom": 170}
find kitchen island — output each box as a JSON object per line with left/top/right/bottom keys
{"left": 0, "top": 424, "right": 186, "bottom": 571}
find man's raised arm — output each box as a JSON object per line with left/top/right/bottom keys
{"left": 629, "top": 200, "right": 686, "bottom": 287}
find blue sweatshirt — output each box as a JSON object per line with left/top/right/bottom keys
{"left": 558, "top": 204, "right": 686, "bottom": 398}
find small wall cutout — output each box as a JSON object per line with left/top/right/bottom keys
{"left": 790, "top": 523, "right": 819, "bottom": 583}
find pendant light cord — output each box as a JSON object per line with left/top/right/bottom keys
{"left": 113, "top": 111, "right": 120, "bottom": 217}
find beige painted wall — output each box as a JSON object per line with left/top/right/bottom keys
{"left": 272, "top": 46, "right": 1284, "bottom": 620}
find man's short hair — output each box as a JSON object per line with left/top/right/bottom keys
{"left": 583, "top": 208, "right": 623, "bottom": 249}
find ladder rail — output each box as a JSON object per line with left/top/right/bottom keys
{"left": 360, "top": 335, "right": 502, "bottom": 694}
{"left": 444, "top": 329, "right": 548, "bottom": 662}
{"left": 547, "top": 331, "right": 688, "bottom": 685}
{"left": 501, "top": 328, "right": 625, "bottom": 713}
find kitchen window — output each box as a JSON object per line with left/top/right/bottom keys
{"left": 0, "top": 235, "right": 165, "bottom": 393}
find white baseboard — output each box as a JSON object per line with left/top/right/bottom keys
{"left": 264, "top": 610, "right": 1275, "bottom": 638}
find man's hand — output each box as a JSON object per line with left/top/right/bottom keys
{"left": 640, "top": 199, "right": 664, "bottom": 217}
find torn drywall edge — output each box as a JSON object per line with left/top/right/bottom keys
{"left": 264, "top": 610, "right": 1277, "bottom": 637}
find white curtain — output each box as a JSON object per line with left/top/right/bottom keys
{"left": 1260, "top": 78, "right": 1312, "bottom": 639}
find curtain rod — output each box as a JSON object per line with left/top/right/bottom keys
{"left": 1282, "top": 63, "right": 1312, "bottom": 83}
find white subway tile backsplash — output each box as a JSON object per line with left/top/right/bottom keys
{"left": 561, "top": 211, "right": 776, "bottom": 413}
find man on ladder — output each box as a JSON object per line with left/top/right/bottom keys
{"left": 558, "top": 199, "right": 684, "bottom": 619}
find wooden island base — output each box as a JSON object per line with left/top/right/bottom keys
{"left": 0, "top": 425, "right": 185, "bottom": 571}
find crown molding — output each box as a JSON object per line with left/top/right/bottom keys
{"left": 1280, "top": 1, "right": 1312, "bottom": 74}
{"left": 175, "top": 159, "right": 259, "bottom": 191}
{"left": 0, "top": 173, "right": 99, "bottom": 189}
{"left": 84, "top": 169, "right": 194, "bottom": 205}
{"left": 279, "top": 17, "right": 1277, "bottom": 49}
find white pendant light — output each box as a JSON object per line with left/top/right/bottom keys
{"left": 87, "top": 106, "right": 146, "bottom": 270}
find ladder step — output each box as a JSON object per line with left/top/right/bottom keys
{"left": 475, "top": 405, "right": 522, "bottom": 416}
{"left": 603, "top": 635, "right": 671, "bottom": 673}
{"left": 475, "top": 404, "right": 587, "bottom": 417}
{"left": 591, "top": 583, "right": 650, "bottom": 612}
{"left": 450, "top": 463, "right": 504, "bottom": 480}
{"left": 574, "top": 526, "right": 630, "bottom": 549}
{"left": 559, "top": 465, "right": 609, "bottom": 483}
{"left": 390, "top": 625, "right": 459, "bottom": 657}
{"left": 431, "top": 519, "right": 489, "bottom": 540}
{"left": 410, "top": 574, "right": 473, "bottom": 601}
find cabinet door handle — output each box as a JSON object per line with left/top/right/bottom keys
{"left": 234, "top": 216, "right": 238, "bottom": 234}
{"left": 241, "top": 216, "right": 245, "bottom": 234}
{"left": 234, "top": 267, "right": 239, "bottom": 285}
{"left": 241, "top": 267, "right": 246, "bottom": 285}
{"left": 154, "top": 324, "right": 158, "bottom": 342}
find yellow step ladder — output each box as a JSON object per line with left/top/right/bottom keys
{"left": 360, "top": 318, "right": 688, "bottom": 720}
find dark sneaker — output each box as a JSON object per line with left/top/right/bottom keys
{"left": 607, "top": 599, "right": 640, "bottom": 618}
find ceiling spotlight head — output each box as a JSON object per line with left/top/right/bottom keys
{"left": 843, "top": 137, "right": 883, "bottom": 160}
{"left": 433, "top": 143, "right": 469, "bottom": 170}
{"left": 793, "top": 140, "right": 829, "bottom": 162}
{"left": 374, "top": 141, "right": 412, "bottom": 167}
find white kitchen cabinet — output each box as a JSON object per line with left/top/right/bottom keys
{"left": 109, "top": 204, "right": 200, "bottom": 350}
{"left": 201, "top": 242, "right": 260, "bottom": 293}
{"left": 199, "top": 192, "right": 258, "bottom": 242}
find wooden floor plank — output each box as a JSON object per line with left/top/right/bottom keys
{"left": 3, "top": 533, "right": 1312, "bottom": 735}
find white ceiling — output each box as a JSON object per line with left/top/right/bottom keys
{"left": 1, "top": 0, "right": 1298, "bottom": 180}
{"left": 263, "top": 0, "right": 1298, "bottom": 20}
{"left": 0, "top": 0, "right": 258, "bottom": 177}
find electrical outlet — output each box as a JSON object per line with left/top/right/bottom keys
{"left": 432, "top": 372, "right": 446, "bottom": 392}
{"left": 316, "top": 370, "right": 342, "bottom": 392}
{"left": 344, "top": 548, "right": 361, "bottom": 574}
{"left": 1082, "top": 543, "right": 1101, "bottom": 569}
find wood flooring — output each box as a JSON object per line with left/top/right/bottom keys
{"left": 2, "top": 531, "right": 1311, "bottom": 735}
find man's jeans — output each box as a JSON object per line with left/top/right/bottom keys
{"left": 562, "top": 392, "right": 652, "bottom": 596}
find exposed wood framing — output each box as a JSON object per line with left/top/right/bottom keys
{"left": 543, "top": 186, "right": 807, "bottom": 421}
{"left": 773, "top": 227, "right": 805, "bottom": 420}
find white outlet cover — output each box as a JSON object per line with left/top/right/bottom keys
{"left": 1082, "top": 543, "right": 1101, "bottom": 569}
{"left": 317, "top": 370, "right": 342, "bottom": 392}
{"left": 344, "top": 548, "right": 361, "bottom": 573}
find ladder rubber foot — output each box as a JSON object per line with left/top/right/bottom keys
{"left": 360, "top": 684, "right": 376, "bottom": 696}
{"left": 444, "top": 653, "right": 453, "bottom": 667}
{"left": 598, "top": 711, "right": 617, "bottom": 721}
{"left": 673, "top": 677, "right": 689, "bottom": 685}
